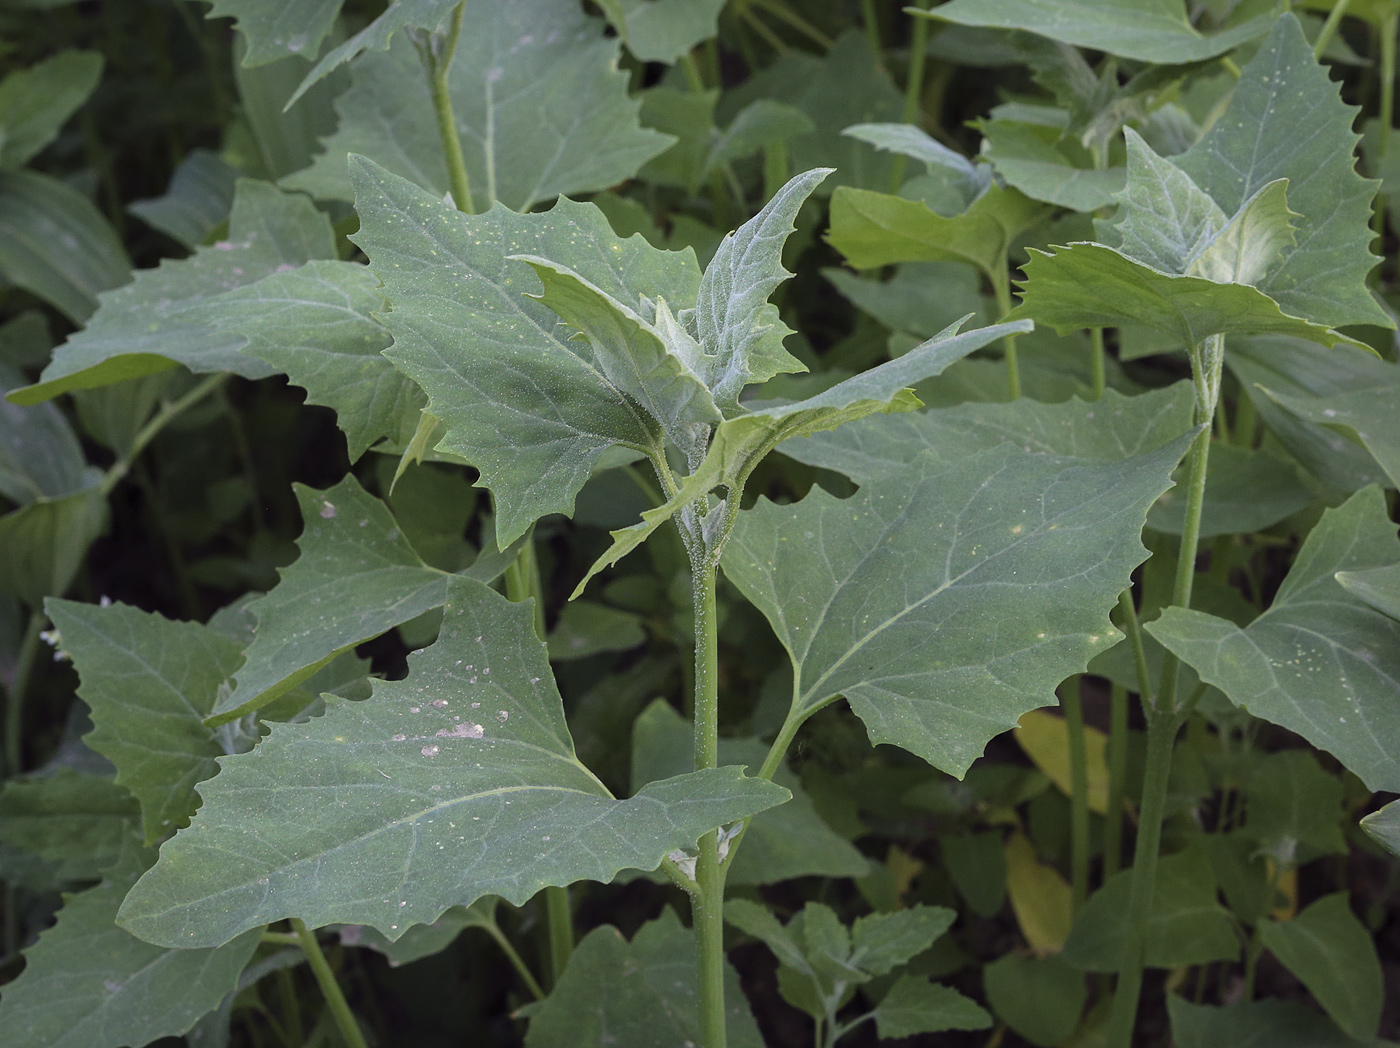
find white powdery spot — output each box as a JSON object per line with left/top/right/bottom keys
{"left": 421, "top": 744, "right": 441, "bottom": 757}
{"left": 437, "top": 723, "right": 484, "bottom": 739}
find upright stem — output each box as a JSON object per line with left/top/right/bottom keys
{"left": 428, "top": 2, "right": 473, "bottom": 213}
{"left": 1107, "top": 335, "right": 1222, "bottom": 1048}
{"left": 861, "top": 0, "right": 882, "bottom": 65}
{"left": 1061, "top": 676, "right": 1090, "bottom": 914}
{"left": 101, "top": 373, "right": 229, "bottom": 497}
{"left": 1376, "top": 10, "right": 1397, "bottom": 243}
{"left": 692, "top": 555, "right": 726, "bottom": 1047}
{"left": 1104, "top": 680, "right": 1129, "bottom": 879}
{"left": 991, "top": 266, "right": 1021, "bottom": 399}
{"left": 889, "top": 1, "right": 932, "bottom": 193}
{"left": 290, "top": 919, "right": 370, "bottom": 1048}
{"left": 1089, "top": 327, "right": 1106, "bottom": 400}
{"left": 543, "top": 885, "right": 573, "bottom": 986}
{"left": 1314, "top": 0, "right": 1354, "bottom": 60}
{"left": 3, "top": 614, "right": 42, "bottom": 778}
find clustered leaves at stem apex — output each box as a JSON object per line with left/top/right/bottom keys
{"left": 1, "top": 2, "right": 1400, "bottom": 1048}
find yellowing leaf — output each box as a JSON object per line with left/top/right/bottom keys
{"left": 1005, "top": 832, "right": 1073, "bottom": 954}
{"left": 1014, "top": 709, "right": 1109, "bottom": 815}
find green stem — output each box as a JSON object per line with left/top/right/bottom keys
{"left": 693, "top": 558, "right": 720, "bottom": 772}
{"left": 277, "top": 966, "right": 304, "bottom": 1043}
{"left": 544, "top": 885, "right": 573, "bottom": 986}
{"left": 1061, "top": 676, "right": 1090, "bottom": 915}
{"left": 889, "top": 0, "right": 932, "bottom": 193}
{"left": 291, "top": 920, "right": 369, "bottom": 1048}
{"left": 991, "top": 265, "right": 1021, "bottom": 400}
{"left": 740, "top": 8, "right": 788, "bottom": 54}
{"left": 480, "top": 920, "right": 547, "bottom": 1000}
{"left": 1107, "top": 335, "right": 1222, "bottom": 1048}
{"left": 1089, "top": 327, "right": 1106, "bottom": 400}
{"left": 101, "top": 374, "right": 229, "bottom": 497}
{"left": 692, "top": 553, "right": 726, "bottom": 1047}
{"left": 751, "top": 0, "right": 834, "bottom": 49}
{"left": 1117, "top": 588, "right": 1154, "bottom": 705}
{"left": 1104, "top": 681, "right": 1129, "bottom": 879}
{"left": 503, "top": 539, "right": 547, "bottom": 640}
{"left": 3, "top": 614, "right": 42, "bottom": 778}
{"left": 1376, "top": 10, "right": 1397, "bottom": 242}
{"left": 1314, "top": 0, "right": 1354, "bottom": 60}
{"left": 861, "top": 0, "right": 882, "bottom": 62}
{"left": 428, "top": 2, "right": 473, "bottom": 213}
{"left": 680, "top": 52, "right": 707, "bottom": 92}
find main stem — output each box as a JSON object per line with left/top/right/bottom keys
{"left": 429, "top": 2, "right": 473, "bottom": 214}
{"left": 291, "top": 919, "right": 370, "bottom": 1048}
{"left": 991, "top": 266, "right": 1021, "bottom": 399}
{"left": 1061, "top": 676, "right": 1090, "bottom": 915}
{"left": 889, "top": 0, "right": 932, "bottom": 193}
{"left": 692, "top": 555, "right": 727, "bottom": 1048}
{"left": 1107, "top": 334, "right": 1223, "bottom": 1048}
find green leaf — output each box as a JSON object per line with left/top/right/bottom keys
{"left": 1170, "top": 998, "right": 1396, "bottom": 1048}
{"left": 717, "top": 32, "right": 903, "bottom": 194}
{"left": 0, "top": 50, "right": 103, "bottom": 170}
{"left": 926, "top": 0, "right": 1276, "bottom": 63}
{"left": 0, "top": 482, "right": 108, "bottom": 607}
{"left": 1106, "top": 128, "right": 1228, "bottom": 274}
{"left": 0, "top": 171, "right": 130, "bottom": 325}
{"left": 1361, "top": 799, "right": 1400, "bottom": 859}
{"left": 128, "top": 149, "right": 238, "bottom": 250}
{"left": 511, "top": 254, "right": 721, "bottom": 451}
{"left": 983, "top": 954, "right": 1087, "bottom": 1048}
{"left": 723, "top": 433, "right": 1190, "bottom": 776}
{"left": 823, "top": 261, "right": 988, "bottom": 340}
{"left": 546, "top": 601, "right": 646, "bottom": 662}
{"left": 572, "top": 318, "right": 1032, "bottom": 596}
{"left": 1243, "top": 750, "right": 1347, "bottom": 865}
{"left": 524, "top": 910, "right": 764, "bottom": 1048}
{"left": 725, "top": 898, "right": 813, "bottom": 975}
{"left": 1147, "top": 444, "right": 1316, "bottom": 538}
{"left": 629, "top": 699, "right": 869, "bottom": 885}
{"left": 979, "top": 118, "right": 1125, "bottom": 212}
{"left": 118, "top": 579, "right": 789, "bottom": 948}
{"left": 290, "top": 0, "right": 456, "bottom": 105}
{"left": 232, "top": 34, "right": 344, "bottom": 181}
{"left": 637, "top": 86, "right": 717, "bottom": 195}
{"left": 1148, "top": 487, "right": 1400, "bottom": 791}
{"left": 1260, "top": 893, "right": 1384, "bottom": 1041}
{"left": 596, "top": 0, "right": 726, "bottom": 64}
{"left": 340, "top": 898, "right": 495, "bottom": 967}
{"left": 10, "top": 180, "right": 335, "bottom": 405}
{"left": 1011, "top": 242, "right": 1352, "bottom": 349}
{"left": 350, "top": 156, "right": 700, "bottom": 544}
{"left": 45, "top": 599, "right": 244, "bottom": 843}
{"left": 1337, "top": 564, "right": 1400, "bottom": 620}
{"left": 1262, "top": 368, "right": 1400, "bottom": 489}
{"left": 209, "top": 474, "right": 451, "bottom": 725}
{"left": 207, "top": 259, "right": 418, "bottom": 461}
{"left": 286, "top": 0, "right": 670, "bottom": 211}
{"left": 0, "top": 771, "right": 137, "bottom": 890}
{"left": 782, "top": 383, "right": 1196, "bottom": 485}
{"left": 1061, "top": 848, "right": 1239, "bottom": 971}
{"left": 706, "top": 99, "right": 814, "bottom": 175}
{"left": 0, "top": 360, "right": 89, "bottom": 504}
{"left": 843, "top": 122, "right": 982, "bottom": 183}
{"left": 1228, "top": 336, "right": 1392, "bottom": 493}
{"left": 210, "top": 0, "right": 344, "bottom": 66}
{"left": 0, "top": 844, "right": 261, "bottom": 1048}
{"left": 849, "top": 905, "right": 957, "bottom": 975}
{"left": 828, "top": 182, "right": 1050, "bottom": 280}
{"left": 940, "top": 830, "right": 1008, "bottom": 918}
{"left": 871, "top": 976, "right": 993, "bottom": 1039}
{"left": 1173, "top": 15, "right": 1390, "bottom": 329}
{"left": 693, "top": 168, "right": 830, "bottom": 410}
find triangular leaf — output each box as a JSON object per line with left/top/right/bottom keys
{"left": 118, "top": 578, "right": 789, "bottom": 948}
{"left": 128, "top": 149, "right": 238, "bottom": 250}
{"left": 871, "top": 976, "right": 993, "bottom": 1039}
{"left": 10, "top": 180, "right": 335, "bottom": 404}
{"left": 0, "top": 51, "right": 104, "bottom": 171}
{"left": 289, "top": 0, "right": 457, "bottom": 105}
{"left": 45, "top": 600, "right": 244, "bottom": 843}
{"left": 978, "top": 117, "right": 1124, "bottom": 212}
{"left": 1262, "top": 366, "right": 1400, "bottom": 489}
{"left": 723, "top": 433, "right": 1192, "bottom": 775}
{"left": 1147, "top": 487, "right": 1400, "bottom": 792}
{"left": 209, "top": 0, "right": 343, "bottom": 67}
{"left": 596, "top": 0, "right": 727, "bottom": 64}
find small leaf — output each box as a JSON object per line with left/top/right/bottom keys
{"left": 210, "top": 474, "right": 452, "bottom": 725}
{"left": 849, "top": 905, "right": 956, "bottom": 976}
{"left": 724, "top": 433, "right": 1190, "bottom": 775}
{"left": 725, "top": 898, "right": 813, "bottom": 975}
{"left": 128, "top": 149, "right": 238, "bottom": 250}
{"left": 10, "top": 180, "right": 334, "bottom": 404}
{"left": 1015, "top": 709, "right": 1109, "bottom": 814}
{"left": 118, "top": 579, "right": 789, "bottom": 948}
{"left": 978, "top": 118, "right": 1124, "bottom": 212}
{"left": 1361, "top": 799, "right": 1400, "bottom": 859}
{"left": 692, "top": 168, "right": 830, "bottom": 409}
{"left": 596, "top": 0, "right": 727, "bottom": 64}
{"left": 290, "top": 0, "right": 457, "bottom": 105}
{"left": 0, "top": 171, "right": 130, "bottom": 325}
{"left": 0, "top": 360, "right": 88, "bottom": 504}
{"left": 1243, "top": 750, "right": 1347, "bottom": 865}
{"left": 927, "top": 0, "right": 1276, "bottom": 63}
{"left": 0, "top": 844, "right": 261, "bottom": 1048}
{"left": 1259, "top": 893, "right": 1383, "bottom": 1042}
{"left": 524, "top": 910, "right": 764, "bottom": 1047}
{"left": 0, "top": 51, "right": 104, "bottom": 170}
{"left": 871, "top": 976, "right": 992, "bottom": 1039}
{"left": 1107, "top": 129, "right": 1228, "bottom": 276}
{"left": 351, "top": 156, "right": 699, "bottom": 544}
{"left": 287, "top": 0, "right": 671, "bottom": 211}
{"left": 45, "top": 600, "right": 244, "bottom": 843}
{"left": 1005, "top": 832, "right": 1073, "bottom": 953}
{"left": 983, "top": 954, "right": 1087, "bottom": 1048}
{"left": 843, "top": 123, "right": 981, "bottom": 182}
{"left": 1061, "top": 849, "right": 1239, "bottom": 971}
{"left": 1148, "top": 487, "right": 1400, "bottom": 792}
